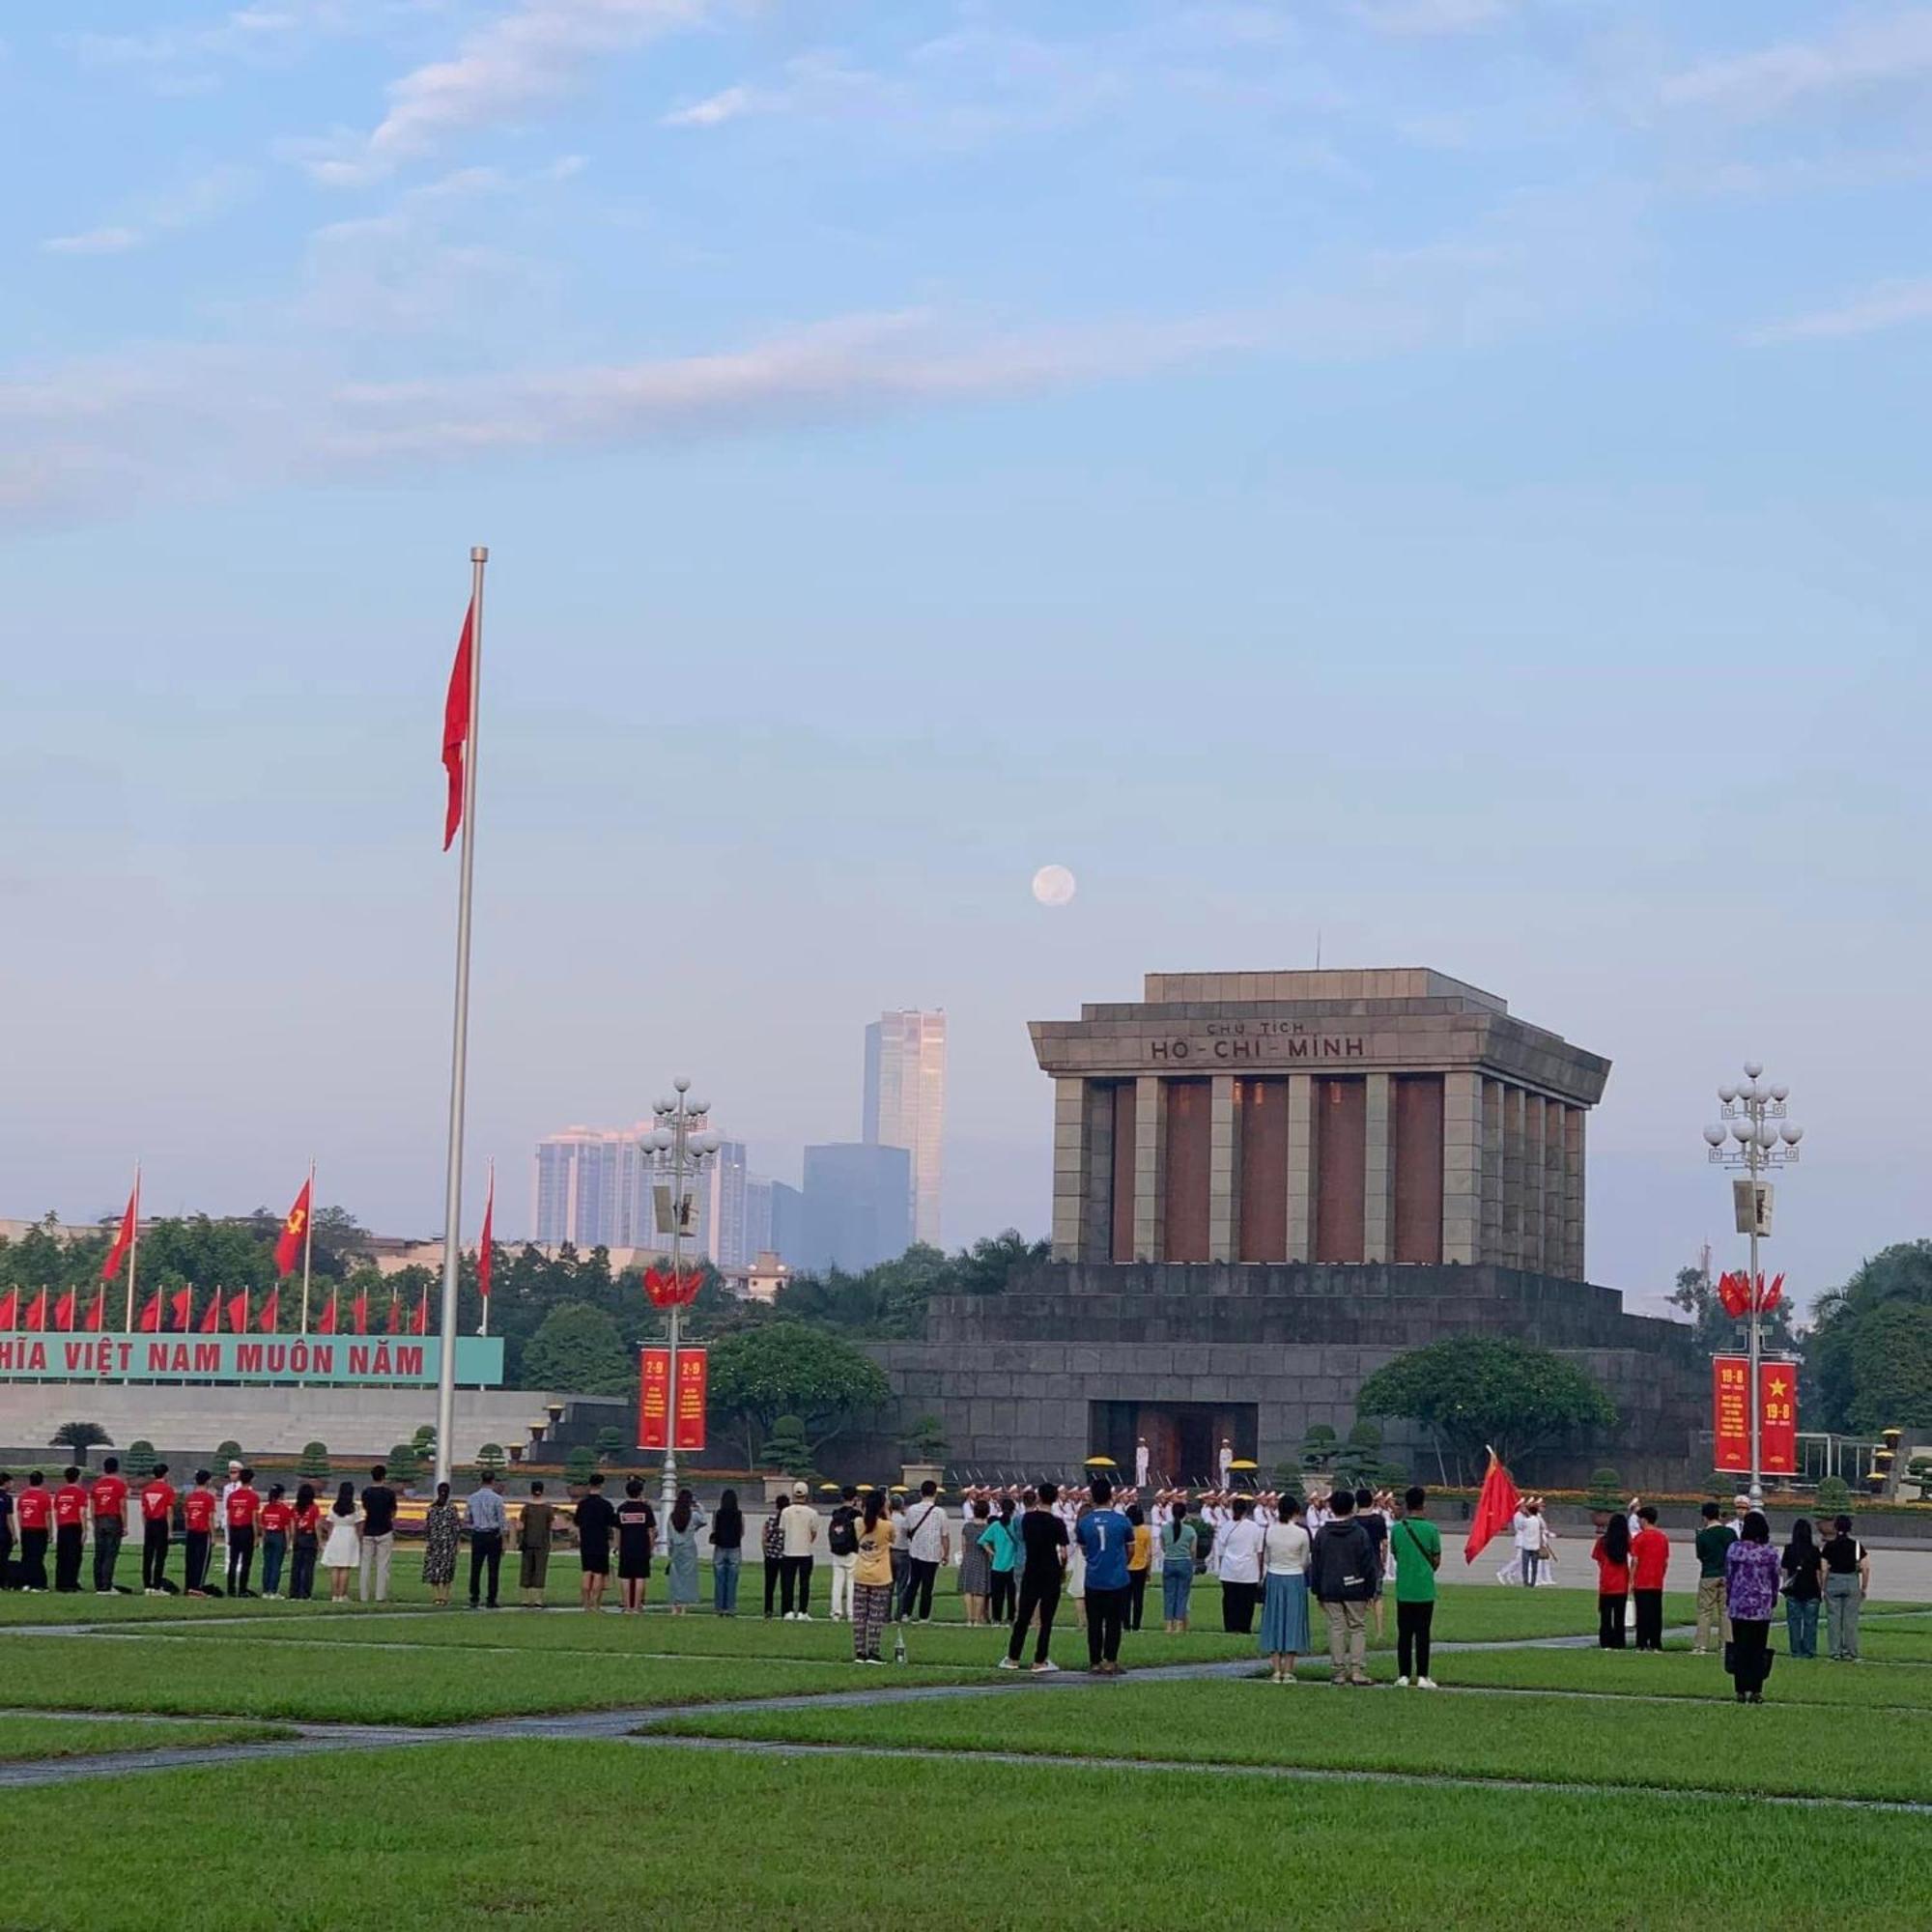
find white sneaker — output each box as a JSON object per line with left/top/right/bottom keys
{"left": 1397, "top": 1676, "right": 1413, "bottom": 1688}
{"left": 998, "top": 1657, "right": 1019, "bottom": 1670}
{"left": 1418, "top": 1677, "right": 1439, "bottom": 1690}
{"left": 796, "top": 1612, "right": 813, "bottom": 1621}
{"left": 1031, "top": 1660, "right": 1061, "bottom": 1674}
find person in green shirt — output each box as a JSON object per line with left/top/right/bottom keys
{"left": 1391, "top": 1486, "right": 1443, "bottom": 1689}
{"left": 1692, "top": 1501, "right": 1737, "bottom": 1655}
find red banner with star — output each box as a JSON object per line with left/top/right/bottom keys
{"left": 1714, "top": 1356, "right": 1798, "bottom": 1475}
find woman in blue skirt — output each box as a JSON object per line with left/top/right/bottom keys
{"left": 1259, "top": 1495, "right": 1312, "bottom": 1683}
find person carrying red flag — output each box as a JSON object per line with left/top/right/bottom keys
{"left": 1463, "top": 1448, "right": 1521, "bottom": 1567}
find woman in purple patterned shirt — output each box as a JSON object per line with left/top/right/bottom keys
{"left": 1724, "top": 1511, "right": 1781, "bottom": 1703}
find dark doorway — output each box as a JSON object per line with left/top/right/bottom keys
{"left": 1090, "top": 1401, "right": 1259, "bottom": 1489}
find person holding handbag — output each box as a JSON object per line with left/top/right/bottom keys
{"left": 1511, "top": 1499, "right": 1550, "bottom": 1586}
{"left": 1724, "top": 1510, "right": 1781, "bottom": 1703}
{"left": 1391, "top": 1487, "right": 1442, "bottom": 1688}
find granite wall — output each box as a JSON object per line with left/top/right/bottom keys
{"left": 844, "top": 1260, "right": 1706, "bottom": 1491}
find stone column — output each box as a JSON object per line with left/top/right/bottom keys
{"left": 1441, "top": 1070, "right": 1482, "bottom": 1264}
{"left": 1132, "top": 1074, "right": 1165, "bottom": 1263}
{"left": 1050, "top": 1076, "right": 1089, "bottom": 1262}
{"left": 1481, "top": 1078, "right": 1504, "bottom": 1265}
{"left": 1562, "top": 1105, "right": 1586, "bottom": 1278}
{"left": 1208, "top": 1075, "right": 1237, "bottom": 1263}
{"left": 1542, "top": 1099, "right": 1566, "bottom": 1277}
{"left": 1362, "top": 1072, "right": 1393, "bottom": 1263}
{"left": 1523, "top": 1094, "right": 1546, "bottom": 1271}
{"left": 1284, "top": 1074, "right": 1316, "bottom": 1262}
{"left": 1500, "top": 1084, "right": 1526, "bottom": 1268}
{"left": 1082, "top": 1080, "right": 1115, "bottom": 1263}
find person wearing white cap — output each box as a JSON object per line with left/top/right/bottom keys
{"left": 778, "top": 1482, "right": 818, "bottom": 1620}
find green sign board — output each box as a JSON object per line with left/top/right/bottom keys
{"left": 0, "top": 1332, "right": 504, "bottom": 1388}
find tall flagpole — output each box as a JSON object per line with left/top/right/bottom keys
{"left": 434, "top": 547, "right": 486, "bottom": 1492}
{"left": 300, "top": 1157, "right": 316, "bottom": 1334}
{"left": 124, "top": 1162, "right": 141, "bottom": 1333}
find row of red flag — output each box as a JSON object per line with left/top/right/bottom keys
{"left": 3, "top": 1283, "right": 432, "bottom": 1336}
{"left": 1717, "top": 1269, "right": 1784, "bottom": 1317}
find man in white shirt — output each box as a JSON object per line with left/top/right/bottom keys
{"left": 898, "top": 1480, "right": 951, "bottom": 1623}
{"left": 1511, "top": 1500, "right": 1548, "bottom": 1586}
{"left": 1135, "top": 1438, "right": 1151, "bottom": 1489}
{"left": 1213, "top": 1496, "right": 1266, "bottom": 1634}
{"left": 778, "top": 1483, "right": 819, "bottom": 1620}
{"left": 1218, "top": 1439, "right": 1235, "bottom": 1492}
{"left": 218, "top": 1462, "right": 242, "bottom": 1556}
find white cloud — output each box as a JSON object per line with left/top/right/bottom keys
{"left": 1662, "top": 11, "right": 1932, "bottom": 119}
{"left": 1353, "top": 0, "right": 1510, "bottom": 36}
{"left": 315, "top": 0, "right": 710, "bottom": 182}
{"left": 43, "top": 227, "right": 145, "bottom": 256}
{"left": 662, "top": 84, "right": 759, "bottom": 128}
{"left": 1747, "top": 277, "right": 1932, "bottom": 343}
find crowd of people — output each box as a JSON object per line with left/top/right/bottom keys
{"left": 0, "top": 1455, "right": 1880, "bottom": 1705}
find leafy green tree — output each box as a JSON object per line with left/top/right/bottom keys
{"left": 124, "top": 1439, "right": 157, "bottom": 1482}
{"left": 904, "top": 1414, "right": 947, "bottom": 1462}
{"left": 522, "top": 1302, "right": 635, "bottom": 1397}
{"left": 475, "top": 1443, "right": 507, "bottom": 1475}
{"left": 594, "top": 1425, "right": 627, "bottom": 1464}
{"left": 1354, "top": 1337, "right": 1615, "bottom": 1474}
{"left": 708, "top": 1322, "right": 893, "bottom": 1466}
{"left": 1809, "top": 1244, "right": 1932, "bottom": 1435}
{"left": 50, "top": 1421, "right": 111, "bottom": 1452}
{"left": 1332, "top": 1420, "right": 1403, "bottom": 1491}
{"left": 298, "top": 1441, "right": 332, "bottom": 1481}
{"left": 1298, "top": 1423, "right": 1339, "bottom": 1473}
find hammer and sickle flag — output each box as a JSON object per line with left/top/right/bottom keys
{"left": 273, "top": 1179, "right": 313, "bottom": 1278}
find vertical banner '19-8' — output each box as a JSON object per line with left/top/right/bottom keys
{"left": 639, "top": 1348, "right": 670, "bottom": 1449}
{"left": 1712, "top": 1355, "right": 1799, "bottom": 1476}
{"left": 1713, "top": 1356, "right": 1751, "bottom": 1473}
{"left": 1758, "top": 1360, "right": 1798, "bottom": 1475}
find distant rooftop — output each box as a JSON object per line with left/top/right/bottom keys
{"left": 1140, "top": 968, "right": 1507, "bottom": 1014}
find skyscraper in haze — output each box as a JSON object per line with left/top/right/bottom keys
{"left": 863, "top": 1009, "right": 946, "bottom": 1247}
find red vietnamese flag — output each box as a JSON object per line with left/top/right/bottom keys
{"left": 0, "top": 1288, "right": 16, "bottom": 1328}
{"left": 23, "top": 1289, "right": 48, "bottom": 1332}
{"left": 317, "top": 1292, "right": 338, "bottom": 1336}
{"left": 257, "top": 1287, "right": 280, "bottom": 1333}
{"left": 410, "top": 1291, "right": 429, "bottom": 1335}
{"left": 169, "top": 1287, "right": 194, "bottom": 1332}
{"left": 198, "top": 1290, "right": 222, "bottom": 1335}
{"left": 1463, "top": 1448, "right": 1521, "bottom": 1565}
{"left": 477, "top": 1168, "right": 495, "bottom": 1305}
{"left": 101, "top": 1179, "right": 138, "bottom": 1282}
{"left": 52, "top": 1290, "right": 75, "bottom": 1332}
{"left": 352, "top": 1291, "right": 369, "bottom": 1335}
{"left": 225, "top": 1290, "right": 250, "bottom": 1333}
{"left": 273, "top": 1179, "right": 312, "bottom": 1278}
{"left": 83, "top": 1288, "right": 104, "bottom": 1332}
{"left": 385, "top": 1293, "right": 403, "bottom": 1335}
{"left": 442, "top": 601, "right": 475, "bottom": 849}
{"left": 136, "top": 1291, "right": 161, "bottom": 1333}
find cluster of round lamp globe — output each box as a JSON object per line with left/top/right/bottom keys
{"left": 1701, "top": 1061, "right": 1804, "bottom": 1154}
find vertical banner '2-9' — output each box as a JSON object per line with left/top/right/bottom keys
{"left": 638, "top": 1347, "right": 707, "bottom": 1451}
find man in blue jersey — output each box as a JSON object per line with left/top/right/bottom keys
{"left": 1075, "top": 1477, "right": 1134, "bottom": 1675}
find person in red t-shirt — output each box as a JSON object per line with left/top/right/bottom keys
{"left": 182, "top": 1472, "right": 217, "bottom": 1596}
{"left": 51, "top": 1466, "right": 89, "bottom": 1592}
{"left": 257, "top": 1484, "right": 294, "bottom": 1599}
{"left": 139, "top": 1464, "right": 179, "bottom": 1595}
{"left": 1629, "top": 1503, "right": 1671, "bottom": 1651}
{"left": 1590, "top": 1513, "right": 1632, "bottom": 1649}
{"left": 224, "top": 1468, "right": 262, "bottom": 1598}
{"left": 290, "top": 1484, "right": 322, "bottom": 1601}
{"left": 89, "top": 1456, "right": 129, "bottom": 1596}
{"left": 14, "top": 1473, "right": 53, "bottom": 1591}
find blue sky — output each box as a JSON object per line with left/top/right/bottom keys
{"left": 4, "top": 1, "right": 1930, "bottom": 1312}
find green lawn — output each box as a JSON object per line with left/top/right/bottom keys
{"left": 0, "top": 1742, "right": 1926, "bottom": 1931}
{"left": 0, "top": 1716, "right": 293, "bottom": 1761}
{"left": 654, "top": 1674, "right": 1932, "bottom": 1803}
{"left": 0, "top": 1634, "right": 976, "bottom": 1724}
{"left": 1401, "top": 1644, "right": 1932, "bottom": 1708}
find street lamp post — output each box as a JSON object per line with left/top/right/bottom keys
{"left": 647, "top": 1079, "right": 721, "bottom": 1515}
{"left": 1702, "top": 1061, "right": 1804, "bottom": 1511}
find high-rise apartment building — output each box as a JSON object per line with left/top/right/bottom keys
{"left": 863, "top": 1009, "right": 947, "bottom": 1247}
{"left": 534, "top": 1125, "right": 751, "bottom": 1264}
{"left": 799, "top": 1143, "right": 913, "bottom": 1274}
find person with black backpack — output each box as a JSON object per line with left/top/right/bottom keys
{"left": 1309, "top": 1489, "right": 1378, "bottom": 1686}
{"left": 827, "top": 1487, "right": 860, "bottom": 1622}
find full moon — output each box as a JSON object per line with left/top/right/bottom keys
{"left": 1032, "top": 864, "right": 1077, "bottom": 907}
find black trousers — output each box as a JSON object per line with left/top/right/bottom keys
{"left": 92, "top": 1520, "right": 124, "bottom": 1591}
{"left": 225, "top": 1525, "right": 255, "bottom": 1594}
{"left": 185, "top": 1529, "right": 212, "bottom": 1593}
{"left": 1086, "top": 1583, "right": 1128, "bottom": 1665}
{"left": 290, "top": 1539, "right": 317, "bottom": 1600}
{"left": 989, "top": 1570, "right": 1015, "bottom": 1622}
{"left": 1598, "top": 1593, "right": 1627, "bottom": 1648}
{"left": 1127, "top": 1569, "right": 1149, "bottom": 1630}
{"left": 469, "top": 1530, "right": 503, "bottom": 1605}
{"left": 1221, "top": 1579, "right": 1259, "bottom": 1634}
{"left": 1397, "top": 1600, "right": 1435, "bottom": 1679}
{"left": 900, "top": 1557, "right": 938, "bottom": 1621}
{"left": 1006, "top": 1574, "right": 1062, "bottom": 1665}
{"left": 1729, "top": 1617, "right": 1772, "bottom": 1695}
{"left": 141, "top": 1520, "right": 170, "bottom": 1589}
{"left": 19, "top": 1529, "right": 48, "bottom": 1590}
{"left": 0, "top": 1531, "right": 13, "bottom": 1586}
{"left": 763, "top": 1552, "right": 781, "bottom": 1616}
{"left": 54, "top": 1524, "right": 84, "bottom": 1591}
{"left": 1633, "top": 1589, "right": 1664, "bottom": 1650}
{"left": 780, "top": 1553, "right": 813, "bottom": 1614}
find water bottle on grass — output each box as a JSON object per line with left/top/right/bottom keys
{"left": 894, "top": 1625, "right": 908, "bottom": 1666}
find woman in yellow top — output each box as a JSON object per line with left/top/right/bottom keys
{"left": 850, "top": 1492, "right": 896, "bottom": 1664}
{"left": 1125, "top": 1503, "right": 1154, "bottom": 1632}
